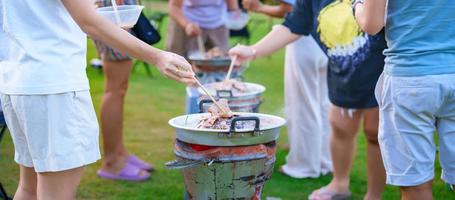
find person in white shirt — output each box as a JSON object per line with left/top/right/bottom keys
{"left": 0, "top": 0, "right": 195, "bottom": 199}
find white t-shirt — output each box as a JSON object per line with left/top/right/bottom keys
{"left": 0, "top": 0, "right": 89, "bottom": 95}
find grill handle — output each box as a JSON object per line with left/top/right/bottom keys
{"left": 229, "top": 116, "right": 260, "bottom": 136}
{"left": 165, "top": 159, "right": 205, "bottom": 170}
{"left": 216, "top": 90, "right": 233, "bottom": 98}
{"left": 198, "top": 99, "right": 216, "bottom": 113}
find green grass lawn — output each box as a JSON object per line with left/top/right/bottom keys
{"left": 1, "top": 2, "right": 454, "bottom": 199}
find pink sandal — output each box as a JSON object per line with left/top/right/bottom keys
{"left": 127, "top": 155, "right": 155, "bottom": 172}
{"left": 97, "top": 162, "right": 150, "bottom": 182}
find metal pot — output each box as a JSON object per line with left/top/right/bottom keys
{"left": 188, "top": 55, "right": 232, "bottom": 67}
{"left": 168, "top": 112, "right": 286, "bottom": 146}
{"left": 199, "top": 82, "right": 266, "bottom": 113}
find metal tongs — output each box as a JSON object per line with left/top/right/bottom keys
{"left": 193, "top": 77, "right": 229, "bottom": 115}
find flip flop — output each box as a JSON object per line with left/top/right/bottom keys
{"left": 308, "top": 186, "right": 351, "bottom": 200}
{"left": 97, "top": 162, "right": 150, "bottom": 182}
{"left": 128, "top": 155, "right": 155, "bottom": 172}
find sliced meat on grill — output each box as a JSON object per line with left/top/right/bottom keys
{"left": 198, "top": 99, "right": 233, "bottom": 129}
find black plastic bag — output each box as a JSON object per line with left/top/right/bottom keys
{"left": 132, "top": 12, "right": 161, "bottom": 45}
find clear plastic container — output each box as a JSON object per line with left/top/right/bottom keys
{"left": 225, "top": 11, "right": 249, "bottom": 31}
{"left": 97, "top": 5, "right": 144, "bottom": 28}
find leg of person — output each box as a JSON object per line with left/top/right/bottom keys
{"left": 318, "top": 64, "right": 332, "bottom": 175}
{"left": 204, "top": 26, "right": 229, "bottom": 52}
{"left": 281, "top": 36, "right": 331, "bottom": 178}
{"left": 362, "top": 107, "right": 385, "bottom": 200}
{"left": 376, "top": 74, "right": 442, "bottom": 200}
{"left": 309, "top": 105, "right": 362, "bottom": 200}
{"left": 94, "top": 35, "right": 154, "bottom": 174}
{"left": 328, "top": 106, "right": 362, "bottom": 192}
{"left": 165, "top": 18, "right": 188, "bottom": 56}
{"left": 36, "top": 167, "right": 84, "bottom": 200}
{"left": 436, "top": 74, "right": 455, "bottom": 194}
{"left": 14, "top": 166, "right": 37, "bottom": 200}
{"left": 400, "top": 181, "right": 433, "bottom": 200}
{"left": 5, "top": 92, "right": 100, "bottom": 198}
{"left": 99, "top": 59, "right": 136, "bottom": 173}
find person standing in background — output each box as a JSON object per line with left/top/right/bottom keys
{"left": 229, "top": 0, "right": 386, "bottom": 199}
{"left": 167, "top": 0, "right": 238, "bottom": 56}
{"left": 93, "top": 0, "right": 155, "bottom": 182}
{"left": 242, "top": 0, "right": 332, "bottom": 178}
{"left": 167, "top": 0, "right": 241, "bottom": 114}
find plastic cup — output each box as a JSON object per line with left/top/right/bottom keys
{"left": 97, "top": 5, "right": 144, "bottom": 28}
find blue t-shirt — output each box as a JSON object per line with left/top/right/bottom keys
{"left": 283, "top": 0, "right": 386, "bottom": 76}
{"left": 384, "top": 0, "right": 455, "bottom": 76}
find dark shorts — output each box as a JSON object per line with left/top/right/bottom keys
{"left": 327, "top": 52, "right": 384, "bottom": 109}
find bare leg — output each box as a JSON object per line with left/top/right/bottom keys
{"left": 400, "top": 180, "right": 433, "bottom": 200}
{"left": 326, "top": 105, "right": 363, "bottom": 193}
{"left": 362, "top": 107, "right": 385, "bottom": 200}
{"left": 100, "top": 60, "right": 133, "bottom": 173}
{"left": 36, "top": 167, "right": 84, "bottom": 200}
{"left": 13, "top": 165, "right": 37, "bottom": 200}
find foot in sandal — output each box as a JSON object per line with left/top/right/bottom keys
{"left": 97, "top": 162, "right": 150, "bottom": 182}
{"left": 308, "top": 186, "right": 351, "bottom": 200}
{"left": 127, "top": 155, "right": 155, "bottom": 172}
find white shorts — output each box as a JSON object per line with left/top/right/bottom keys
{"left": 375, "top": 73, "right": 455, "bottom": 186}
{"left": 0, "top": 91, "right": 101, "bottom": 172}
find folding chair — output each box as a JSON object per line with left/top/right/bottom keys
{"left": 0, "top": 109, "right": 12, "bottom": 200}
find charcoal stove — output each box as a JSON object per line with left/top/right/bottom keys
{"left": 167, "top": 112, "right": 286, "bottom": 199}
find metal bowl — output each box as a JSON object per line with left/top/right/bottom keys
{"left": 168, "top": 112, "right": 286, "bottom": 146}
{"left": 198, "top": 82, "right": 266, "bottom": 113}
{"left": 188, "top": 52, "right": 231, "bottom": 67}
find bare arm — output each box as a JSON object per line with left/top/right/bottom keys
{"left": 168, "top": 0, "right": 201, "bottom": 36}
{"left": 229, "top": 25, "right": 300, "bottom": 63}
{"left": 168, "top": 0, "right": 191, "bottom": 29}
{"left": 243, "top": 0, "right": 293, "bottom": 18}
{"left": 62, "top": 0, "right": 195, "bottom": 85}
{"left": 354, "top": 0, "right": 387, "bottom": 35}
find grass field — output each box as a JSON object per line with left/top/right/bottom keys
{"left": 1, "top": 1, "right": 454, "bottom": 199}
